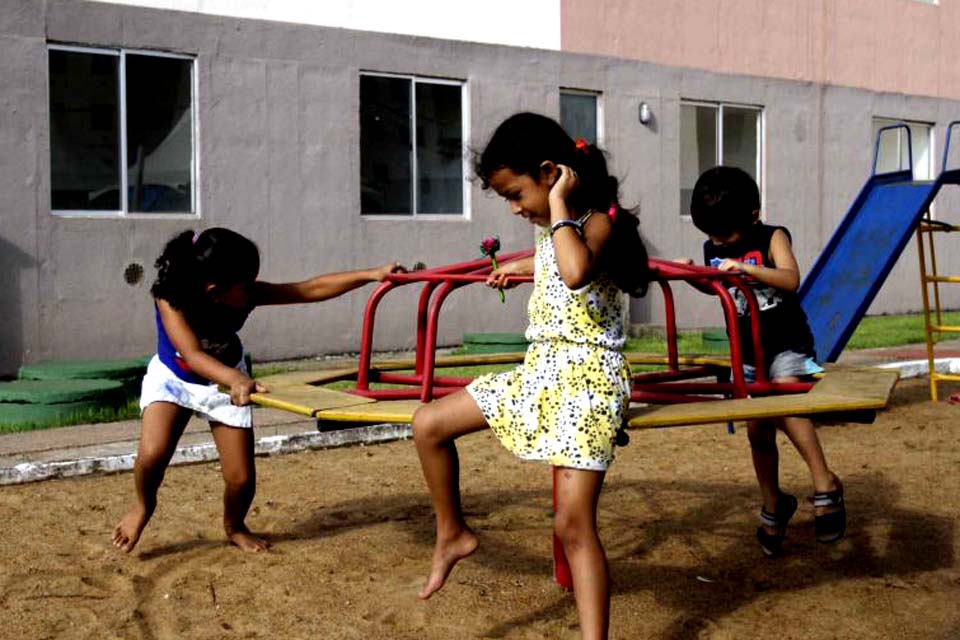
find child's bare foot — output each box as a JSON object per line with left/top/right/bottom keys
{"left": 226, "top": 526, "right": 270, "bottom": 552}
{"left": 112, "top": 506, "right": 151, "bottom": 553}
{"left": 418, "top": 528, "right": 479, "bottom": 600}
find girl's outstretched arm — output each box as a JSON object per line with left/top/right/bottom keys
{"left": 157, "top": 300, "right": 265, "bottom": 405}
{"left": 253, "top": 262, "right": 404, "bottom": 305}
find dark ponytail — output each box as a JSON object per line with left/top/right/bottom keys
{"left": 475, "top": 112, "right": 651, "bottom": 296}
{"left": 151, "top": 227, "right": 260, "bottom": 310}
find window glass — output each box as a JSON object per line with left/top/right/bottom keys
{"left": 360, "top": 75, "right": 412, "bottom": 214}
{"left": 873, "top": 117, "right": 933, "bottom": 179}
{"left": 680, "top": 104, "right": 717, "bottom": 216}
{"left": 360, "top": 74, "right": 465, "bottom": 216}
{"left": 721, "top": 106, "right": 759, "bottom": 183}
{"left": 125, "top": 54, "right": 193, "bottom": 213}
{"left": 49, "top": 50, "right": 120, "bottom": 211}
{"left": 415, "top": 82, "right": 462, "bottom": 214}
{"left": 560, "top": 92, "right": 598, "bottom": 144}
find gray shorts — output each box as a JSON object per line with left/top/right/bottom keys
{"left": 743, "top": 350, "right": 823, "bottom": 382}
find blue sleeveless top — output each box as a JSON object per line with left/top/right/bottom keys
{"left": 155, "top": 301, "right": 252, "bottom": 384}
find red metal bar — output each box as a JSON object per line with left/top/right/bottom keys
{"left": 552, "top": 467, "right": 573, "bottom": 590}
{"left": 357, "top": 280, "right": 397, "bottom": 391}
{"left": 658, "top": 280, "right": 680, "bottom": 371}
{"left": 415, "top": 282, "right": 440, "bottom": 375}
{"left": 631, "top": 365, "right": 718, "bottom": 383}
{"left": 421, "top": 280, "right": 463, "bottom": 402}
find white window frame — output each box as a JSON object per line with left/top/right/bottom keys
{"left": 680, "top": 99, "right": 765, "bottom": 216}
{"left": 359, "top": 71, "right": 470, "bottom": 220}
{"left": 559, "top": 88, "right": 604, "bottom": 147}
{"left": 872, "top": 116, "right": 935, "bottom": 179}
{"left": 47, "top": 43, "right": 199, "bottom": 219}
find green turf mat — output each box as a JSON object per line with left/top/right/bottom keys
{"left": 0, "top": 379, "right": 125, "bottom": 404}
{"left": 18, "top": 357, "right": 150, "bottom": 381}
{"left": 463, "top": 333, "right": 528, "bottom": 354}
{"left": 0, "top": 399, "right": 111, "bottom": 429}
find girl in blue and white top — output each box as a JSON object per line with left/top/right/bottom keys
{"left": 113, "top": 227, "right": 402, "bottom": 553}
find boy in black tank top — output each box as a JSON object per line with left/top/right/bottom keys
{"left": 689, "top": 166, "right": 845, "bottom": 556}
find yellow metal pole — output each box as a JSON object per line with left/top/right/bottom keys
{"left": 916, "top": 225, "right": 938, "bottom": 401}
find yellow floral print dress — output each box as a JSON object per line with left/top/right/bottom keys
{"left": 467, "top": 226, "right": 632, "bottom": 471}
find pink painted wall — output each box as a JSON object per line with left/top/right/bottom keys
{"left": 562, "top": 0, "right": 960, "bottom": 100}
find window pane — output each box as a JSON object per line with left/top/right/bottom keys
{"left": 125, "top": 54, "right": 193, "bottom": 213}
{"left": 721, "top": 106, "right": 759, "bottom": 182}
{"left": 560, "top": 92, "right": 598, "bottom": 144}
{"left": 679, "top": 104, "right": 717, "bottom": 215}
{"left": 415, "top": 82, "right": 462, "bottom": 214}
{"left": 49, "top": 50, "right": 120, "bottom": 210}
{"left": 874, "top": 118, "right": 933, "bottom": 179}
{"left": 360, "top": 75, "right": 412, "bottom": 214}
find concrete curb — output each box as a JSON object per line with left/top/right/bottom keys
{"left": 0, "top": 423, "right": 412, "bottom": 486}
{"left": 876, "top": 357, "right": 960, "bottom": 379}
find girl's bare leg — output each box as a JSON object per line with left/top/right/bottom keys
{"left": 412, "top": 389, "right": 489, "bottom": 599}
{"left": 554, "top": 466, "right": 609, "bottom": 640}
{"left": 112, "top": 402, "right": 192, "bottom": 552}
{"left": 210, "top": 423, "right": 268, "bottom": 552}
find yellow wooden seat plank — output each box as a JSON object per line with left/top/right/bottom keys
{"left": 626, "top": 368, "right": 898, "bottom": 429}
{"left": 315, "top": 399, "right": 423, "bottom": 423}
{"left": 250, "top": 386, "right": 374, "bottom": 417}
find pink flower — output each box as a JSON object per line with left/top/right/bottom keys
{"left": 480, "top": 236, "right": 505, "bottom": 303}
{"left": 480, "top": 236, "right": 501, "bottom": 256}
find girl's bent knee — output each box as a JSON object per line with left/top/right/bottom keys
{"left": 412, "top": 406, "right": 440, "bottom": 444}
{"left": 222, "top": 471, "right": 255, "bottom": 492}
{"left": 554, "top": 512, "right": 596, "bottom": 551}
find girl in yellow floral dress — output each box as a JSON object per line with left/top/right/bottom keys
{"left": 413, "top": 113, "right": 650, "bottom": 640}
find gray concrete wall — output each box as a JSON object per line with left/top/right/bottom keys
{"left": 2, "top": 0, "right": 960, "bottom": 375}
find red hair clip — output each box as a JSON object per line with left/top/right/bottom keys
{"left": 574, "top": 138, "right": 589, "bottom": 153}
{"left": 607, "top": 204, "right": 618, "bottom": 222}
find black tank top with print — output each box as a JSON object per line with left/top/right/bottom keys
{"left": 703, "top": 223, "right": 815, "bottom": 369}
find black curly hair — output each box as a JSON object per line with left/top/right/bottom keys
{"left": 475, "top": 112, "right": 650, "bottom": 297}
{"left": 151, "top": 227, "right": 260, "bottom": 311}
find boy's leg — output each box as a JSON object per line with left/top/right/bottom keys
{"left": 210, "top": 423, "right": 267, "bottom": 552}
{"left": 113, "top": 401, "right": 192, "bottom": 552}
{"left": 747, "top": 418, "right": 782, "bottom": 518}
{"left": 772, "top": 376, "right": 838, "bottom": 495}
{"left": 778, "top": 415, "right": 837, "bottom": 492}
{"left": 553, "top": 467, "right": 609, "bottom": 640}
{"left": 412, "top": 389, "right": 489, "bottom": 599}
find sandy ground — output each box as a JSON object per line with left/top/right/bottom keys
{"left": 1, "top": 378, "right": 958, "bottom": 640}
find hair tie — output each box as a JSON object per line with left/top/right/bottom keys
{"left": 191, "top": 231, "right": 200, "bottom": 244}
{"left": 607, "top": 204, "right": 618, "bottom": 222}
{"left": 574, "top": 138, "right": 589, "bottom": 153}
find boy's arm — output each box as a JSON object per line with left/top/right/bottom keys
{"left": 157, "top": 300, "right": 265, "bottom": 404}
{"left": 719, "top": 229, "right": 801, "bottom": 292}
{"left": 253, "top": 262, "right": 404, "bottom": 305}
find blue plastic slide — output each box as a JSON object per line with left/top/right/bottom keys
{"left": 799, "top": 122, "right": 960, "bottom": 362}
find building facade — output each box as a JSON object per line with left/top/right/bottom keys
{"left": 2, "top": 0, "right": 959, "bottom": 375}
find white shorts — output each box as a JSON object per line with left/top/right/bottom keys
{"left": 139, "top": 355, "right": 253, "bottom": 428}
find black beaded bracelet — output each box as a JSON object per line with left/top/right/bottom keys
{"left": 550, "top": 219, "right": 583, "bottom": 236}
